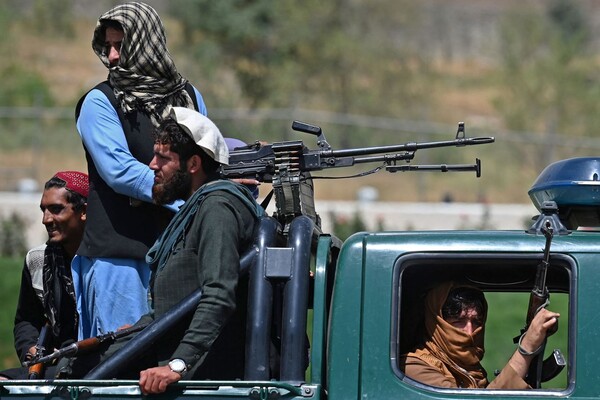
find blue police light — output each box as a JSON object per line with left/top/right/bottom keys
{"left": 529, "top": 157, "right": 600, "bottom": 211}
{"left": 528, "top": 158, "right": 600, "bottom": 229}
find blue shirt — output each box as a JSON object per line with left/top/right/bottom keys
{"left": 76, "top": 86, "right": 207, "bottom": 212}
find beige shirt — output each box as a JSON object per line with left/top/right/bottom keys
{"left": 401, "top": 343, "right": 529, "bottom": 389}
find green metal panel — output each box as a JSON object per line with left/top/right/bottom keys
{"left": 571, "top": 253, "right": 600, "bottom": 398}
{"left": 331, "top": 229, "right": 593, "bottom": 399}
{"left": 310, "top": 235, "right": 334, "bottom": 385}
{"left": 0, "top": 380, "right": 320, "bottom": 399}
{"left": 326, "top": 232, "right": 368, "bottom": 400}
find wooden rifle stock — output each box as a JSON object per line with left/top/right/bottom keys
{"left": 27, "top": 323, "right": 50, "bottom": 379}
{"left": 27, "top": 362, "right": 45, "bottom": 380}
{"left": 23, "top": 323, "right": 148, "bottom": 368}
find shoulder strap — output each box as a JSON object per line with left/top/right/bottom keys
{"left": 200, "top": 180, "right": 265, "bottom": 219}
{"left": 147, "top": 180, "right": 264, "bottom": 270}
{"left": 184, "top": 82, "right": 199, "bottom": 111}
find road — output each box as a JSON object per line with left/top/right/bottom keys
{"left": 0, "top": 192, "right": 538, "bottom": 250}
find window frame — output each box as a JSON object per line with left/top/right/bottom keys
{"left": 390, "top": 252, "right": 576, "bottom": 396}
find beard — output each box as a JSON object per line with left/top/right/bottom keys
{"left": 152, "top": 167, "right": 192, "bottom": 205}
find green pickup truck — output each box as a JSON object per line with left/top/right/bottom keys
{"left": 0, "top": 135, "right": 594, "bottom": 399}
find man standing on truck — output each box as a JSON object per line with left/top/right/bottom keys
{"left": 73, "top": 1, "right": 209, "bottom": 340}
{"left": 58, "top": 107, "right": 262, "bottom": 394}
{"left": 400, "top": 281, "right": 560, "bottom": 389}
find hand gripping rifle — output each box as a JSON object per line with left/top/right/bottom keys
{"left": 22, "top": 323, "right": 148, "bottom": 368}
{"left": 220, "top": 121, "right": 494, "bottom": 231}
{"left": 27, "top": 322, "right": 50, "bottom": 379}
{"left": 514, "top": 222, "right": 565, "bottom": 388}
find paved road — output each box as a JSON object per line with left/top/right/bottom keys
{"left": 0, "top": 192, "right": 538, "bottom": 250}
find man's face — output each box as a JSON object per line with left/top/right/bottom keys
{"left": 40, "top": 187, "right": 86, "bottom": 248}
{"left": 445, "top": 306, "right": 483, "bottom": 336}
{"left": 150, "top": 143, "right": 192, "bottom": 205}
{"left": 105, "top": 26, "right": 124, "bottom": 67}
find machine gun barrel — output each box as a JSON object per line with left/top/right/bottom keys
{"left": 325, "top": 136, "right": 494, "bottom": 158}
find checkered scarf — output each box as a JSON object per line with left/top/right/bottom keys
{"left": 92, "top": 2, "right": 194, "bottom": 126}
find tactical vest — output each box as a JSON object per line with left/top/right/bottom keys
{"left": 75, "top": 81, "right": 199, "bottom": 259}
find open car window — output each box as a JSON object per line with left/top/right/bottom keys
{"left": 393, "top": 253, "right": 573, "bottom": 392}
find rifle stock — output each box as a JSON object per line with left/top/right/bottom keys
{"left": 27, "top": 323, "right": 50, "bottom": 379}
{"left": 27, "top": 362, "right": 44, "bottom": 380}
{"left": 23, "top": 323, "right": 148, "bottom": 368}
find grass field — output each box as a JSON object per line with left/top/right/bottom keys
{"left": 0, "top": 257, "right": 22, "bottom": 370}
{"left": 0, "top": 257, "right": 569, "bottom": 388}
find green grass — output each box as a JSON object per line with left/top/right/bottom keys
{"left": 0, "top": 257, "right": 22, "bottom": 370}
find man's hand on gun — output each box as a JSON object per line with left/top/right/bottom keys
{"left": 519, "top": 308, "right": 560, "bottom": 356}
{"left": 233, "top": 178, "right": 260, "bottom": 186}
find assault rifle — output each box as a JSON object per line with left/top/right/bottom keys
{"left": 220, "top": 121, "right": 494, "bottom": 229}
{"left": 514, "top": 221, "right": 565, "bottom": 388}
{"left": 27, "top": 323, "right": 50, "bottom": 379}
{"left": 23, "top": 323, "right": 148, "bottom": 368}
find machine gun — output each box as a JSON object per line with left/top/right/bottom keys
{"left": 27, "top": 323, "right": 50, "bottom": 379}
{"left": 220, "top": 121, "right": 494, "bottom": 231}
{"left": 514, "top": 221, "right": 565, "bottom": 388}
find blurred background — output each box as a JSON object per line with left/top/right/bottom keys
{"left": 2, "top": 0, "right": 598, "bottom": 242}
{"left": 0, "top": 0, "right": 590, "bottom": 373}
{"left": 3, "top": 0, "right": 600, "bottom": 201}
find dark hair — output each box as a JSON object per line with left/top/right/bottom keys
{"left": 153, "top": 117, "right": 220, "bottom": 175}
{"left": 441, "top": 287, "right": 487, "bottom": 321}
{"left": 44, "top": 177, "right": 87, "bottom": 212}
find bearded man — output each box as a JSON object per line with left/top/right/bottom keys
{"left": 58, "top": 108, "right": 262, "bottom": 394}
